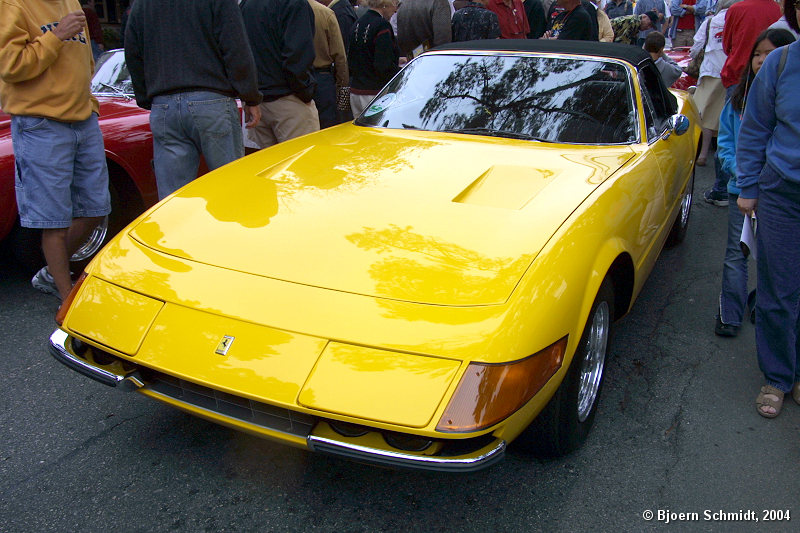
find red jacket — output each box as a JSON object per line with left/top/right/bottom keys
{"left": 720, "top": 0, "right": 781, "bottom": 87}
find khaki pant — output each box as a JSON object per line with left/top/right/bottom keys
{"left": 247, "top": 94, "right": 320, "bottom": 149}
{"left": 673, "top": 28, "right": 695, "bottom": 48}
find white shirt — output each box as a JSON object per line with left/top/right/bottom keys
{"left": 690, "top": 8, "right": 727, "bottom": 79}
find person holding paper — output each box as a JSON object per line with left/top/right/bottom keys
{"left": 736, "top": 2, "right": 800, "bottom": 418}
{"left": 715, "top": 28, "right": 795, "bottom": 340}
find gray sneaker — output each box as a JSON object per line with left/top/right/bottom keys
{"left": 31, "top": 266, "right": 61, "bottom": 299}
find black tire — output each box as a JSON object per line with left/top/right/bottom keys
{"left": 665, "top": 169, "right": 694, "bottom": 247}
{"left": 519, "top": 279, "right": 615, "bottom": 457}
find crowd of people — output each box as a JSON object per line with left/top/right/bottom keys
{"left": 0, "top": 0, "right": 798, "bottom": 421}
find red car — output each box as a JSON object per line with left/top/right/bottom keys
{"left": 666, "top": 46, "right": 698, "bottom": 91}
{"left": 1, "top": 50, "right": 158, "bottom": 270}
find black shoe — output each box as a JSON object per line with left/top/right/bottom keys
{"left": 704, "top": 189, "right": 729, "bottom": 207}
{"left": 715, "top": 315, "right": 740, "bottom": 337}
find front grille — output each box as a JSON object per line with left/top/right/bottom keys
{"left": 141, "top": 370, "right": 315, "bottom": 438}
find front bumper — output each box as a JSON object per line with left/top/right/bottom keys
{"left": 49, "top": 329, "right": 506, "bottom": 472}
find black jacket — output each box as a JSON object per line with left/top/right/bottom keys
{"left": 581, "top": 1, "right": 599, "bottom": 41}
{"left": 524, "top": 0, "right": 547, "bottom": 39}
{"left": 329, "top": 0, "right": 358, "bottom": 53}
{"left": 349, "top": 9, "right": 400, "bottom": 92}
{"left": 124, "top": 0, "right": 261, "bottom": 109}
{"left": 547, "top": 3, "right": 594, "bottom": 41}
{"left": 240, "top": 0, "right": 317, "bottom": 102}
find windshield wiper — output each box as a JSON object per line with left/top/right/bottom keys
{"left": 442, "top": 127, "right": 548, "bottom": 142}
{"left": 95, "top": 82, "right": 131, "bottom": 99}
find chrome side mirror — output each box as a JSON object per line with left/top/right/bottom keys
{"left": 661, "top": 114, "right": 690, "bottom": 140}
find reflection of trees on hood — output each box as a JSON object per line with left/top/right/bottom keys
{"left": 419, "top": 56, "right": 615, "bottom": 141}
{"left": 346, "top": 223, "right": 534, "bottom": 308}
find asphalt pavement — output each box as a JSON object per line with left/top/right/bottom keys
{"left": 0, "top": 159, "right": 798, "bottom": 532}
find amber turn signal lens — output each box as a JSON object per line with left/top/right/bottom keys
{"left": 436, "top": 336, "right": 567, "bottom": 433}
{"left": 55, "top": 272, "right": 87, "bottom": 326}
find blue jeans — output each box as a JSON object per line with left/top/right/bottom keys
{"left": 719, "top": 193, "right": 748, "bottom": 326}
{"left": 755, "top": 164, "right": 800, "bottom": 393}
{"left": 667, "top": 17, "right": 677, "bottom": 39}
{"left": 710, "top": 152, "right": 731, "bottom": 194}
{"left": 150, "top": 91, "right": 243, "bottom": 199}
{"left": 313, "top": 70, "right": 337, "bottom": 130}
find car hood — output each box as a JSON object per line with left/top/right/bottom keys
{"left": 129, "top": 125, "right": 633, "bottom": 306}
{"left": 0, "top": 98, "right": 137, "bottom": 136}
{"left": 96, "top": 96, "right": 143, "bottom": 120}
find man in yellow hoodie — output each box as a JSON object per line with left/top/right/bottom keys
{"left": 0, "top": 0, "right": 110, "bottom": 303}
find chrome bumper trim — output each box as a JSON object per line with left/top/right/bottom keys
{"left": 48, "top": 329, "right": 127, "bottom": 387}
{"left": 307, "top": 435, "right": 506, "bottom": 472}
{"left": 50, "top": 328, "right": 506, "bottom": 471}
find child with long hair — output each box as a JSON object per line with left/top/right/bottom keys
{"left": 714, "top": 28, "right": 795, "bottom": 340}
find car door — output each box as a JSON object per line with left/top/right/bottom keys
{"left": 638, "top": 64, "right": 694, "bottom": 223}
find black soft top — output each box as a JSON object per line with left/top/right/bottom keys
{"left": 431, "top": 39, "right": 652, "bottom": 69}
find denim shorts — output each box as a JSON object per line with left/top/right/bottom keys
{"left": 12, "top": 113, "right": 111, "bottom": 228}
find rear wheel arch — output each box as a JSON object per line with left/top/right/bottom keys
{"left": 105, "top": 158, "right": 146, "bottom": 220}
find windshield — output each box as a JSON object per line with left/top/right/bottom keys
{"left": 356, "top": 53, "right": 637, "bottom": 144}
{"left": 91, "top": 49, "right": 134, "bottom": 97}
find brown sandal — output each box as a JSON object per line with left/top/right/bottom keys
{"left": 756, "top": 385, "right": 784, "bottom": 418}
{"left": 792, "top": 382, "right": 800, "bottom": 406}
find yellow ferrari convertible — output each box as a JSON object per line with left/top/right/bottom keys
{"left": 50, "top": 40, "right": 699, "bottom": 471}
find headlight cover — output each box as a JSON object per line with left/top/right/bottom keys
{"left": 436, "top": 336, "right": 567, "bottom": 433}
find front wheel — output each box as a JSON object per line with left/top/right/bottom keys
{"left": 519, "top": 279, "right": 614, "bottom": 457}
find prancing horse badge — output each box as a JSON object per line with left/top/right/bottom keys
{"left": 215, "top": 335, "right": 235, "bottom": 355}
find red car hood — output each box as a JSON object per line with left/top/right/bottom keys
{"left": 96, "top": 96, "right": 144, "bottom": 120}
{"left": 666, "top": 46, "right": 697, "bottom": 91}
{"left": 0, "top": 96, "right": 141, "bottom": 133}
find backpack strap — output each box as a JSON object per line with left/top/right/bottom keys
{"left": 777, "top": 45, "right": 789, "bottom": 80}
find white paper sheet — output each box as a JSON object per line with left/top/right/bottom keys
{"left": 740, "top": 213, "right": 757, "bottom": 261}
